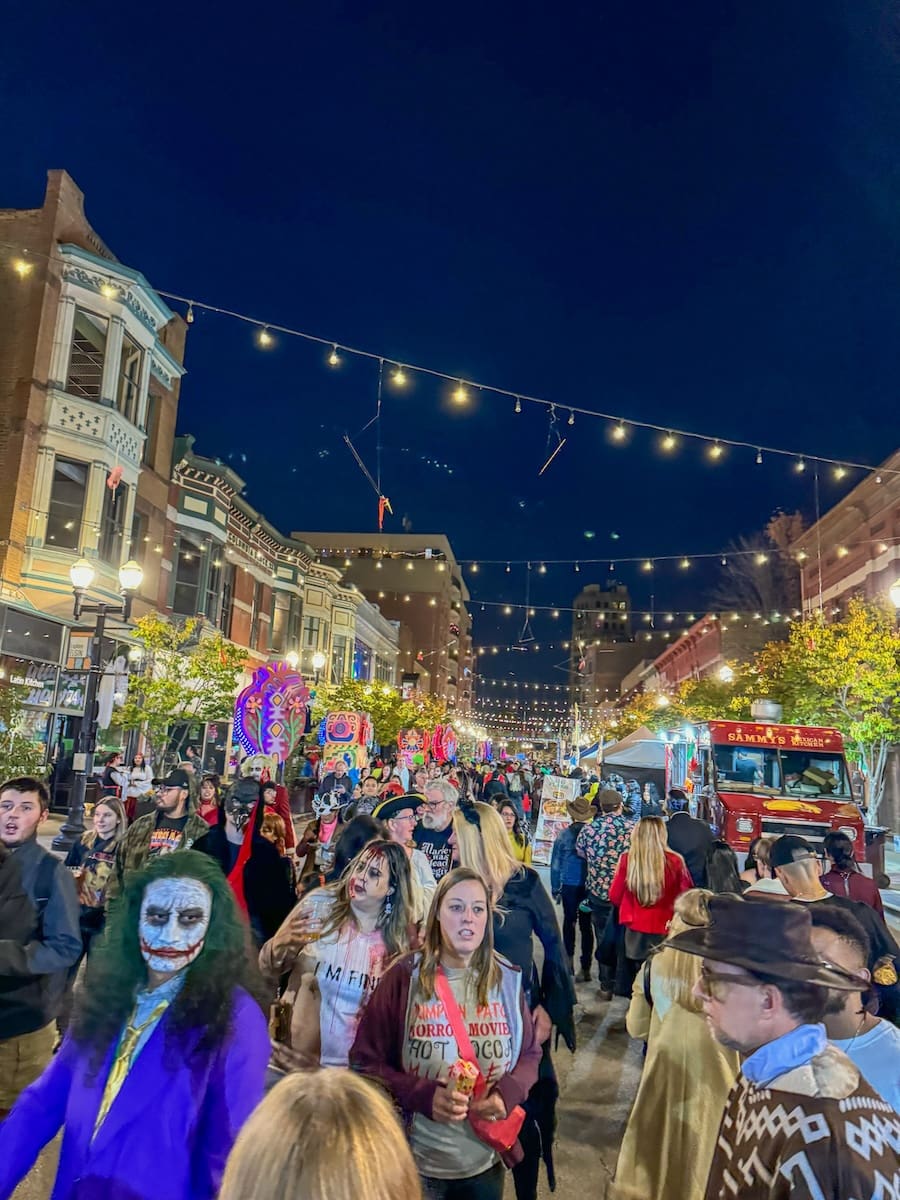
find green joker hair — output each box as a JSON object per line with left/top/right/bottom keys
{"left": 71, "top": 849, "right": 266, "bottom": 1072}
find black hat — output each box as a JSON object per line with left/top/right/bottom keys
{"left": 151, "top": 768, "right": 192, "bottom": 790}
{"left": 769, "top": 835, "right": 817, "bottom": 870}
{"left": 373, "top": 794, "right": 424, "bottom": 822}
{"left": 667, "top": 893, "right": 862, "bottom": 990}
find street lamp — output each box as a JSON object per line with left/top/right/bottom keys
{"left": 311, "top": 650, "right": 326, "bottom": 683}
{"left": 53, "top": 556, "right": 144, "bottom": 851}
{"left": 285, "top": 649, "right": 300, "bottom": 670}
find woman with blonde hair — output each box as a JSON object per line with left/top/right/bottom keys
{"left": 613, "top": 890, "right": 739, "bottom": 1200}
{"left": 351, "top": 867, "right": 541, "bottom": 1200}
{"left": 219, "top": 1068, "right": 422, "bottom": 1200}
{"left": 452, "top": 802, "right": 574, "bottom": 1200}
{"left": 608, "top": 816, "right": 692, "bottom": 990}
{"left": 259, "top": 839, "right": 413, "bottom": 1067}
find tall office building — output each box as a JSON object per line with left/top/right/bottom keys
{"left": 568, "top": 581, "right": 645, "bottom": 710}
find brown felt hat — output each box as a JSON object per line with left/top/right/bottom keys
{"left": 667, "top": 894, "right": 863, "bottom": 990}
{"left": 567, "top": 796, "right": 594, "bottom": 823}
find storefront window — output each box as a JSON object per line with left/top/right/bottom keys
{"left": 98, "top": 483, "right": 129, "bottom": 565}
{"left": 1, "top": 611, "right": 64, "bottom": 663}
{"left": 0, "top": 656, "right": 57, "bottom": 708}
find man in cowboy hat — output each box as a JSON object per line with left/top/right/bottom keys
{"left": 551, "top": 795, "right": 595, "bottom": 981}
{"left": 668, "top": 894, "right": 899, "bottom": 1198}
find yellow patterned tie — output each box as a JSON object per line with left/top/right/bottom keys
{"left": 93, "top": 999, "right": 169, "bottom": 1138}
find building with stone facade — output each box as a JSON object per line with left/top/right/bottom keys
{"left": 291, "top": 532, "right": 474, "bottom": 714}
{"left": 568, "top": 582, "right": 648, "bottom": 707}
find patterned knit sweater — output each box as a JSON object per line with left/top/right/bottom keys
{"left": 704, "top": 1044, "right": 900, "bottom": 1199}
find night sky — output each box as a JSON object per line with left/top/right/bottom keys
{"left": 5, "top": 1, "right": 900, "bottom": 689}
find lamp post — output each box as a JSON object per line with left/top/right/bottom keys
{"left": 285, "top": 649, "right": 300, "bottom": 670}
{"left": 53, "top": 557, "right": 144, "bottom": 852}
{"left": 311, "top": 650, "right": 326, "bottom": 684}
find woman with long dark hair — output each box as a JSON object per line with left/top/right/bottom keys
{"left": 497, "top": 800, "right": 532, "bottom": 864}
{"left": 0, "top": 851, "right": 269, "bottom": 1200}
{"left": 351, "top": 867, "right": 541, "bottom": 1200}
{"left": 821, "top": 830, "right": 884, "bottom": 916}
{"left": 705, "top": 840, "right": 746, "bottom": 895}
{"left": 259, "top": 839, "right": 413, "bottom": 1067}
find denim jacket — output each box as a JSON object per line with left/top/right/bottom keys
{"left": 550, "top": 822, "right": 587, "bottom": 894}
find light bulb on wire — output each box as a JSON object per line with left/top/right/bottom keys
{"left": 514, "top": 397, "right": 522, "bottom": 414}
{"left": 328, "top": 345, "right": 341, "bottom": 366}
{"left": 611, "top": 420, "right": 627, "bottom": 441}
{"left": 661, "top": 432, "right": 676, "bottom": 451}
{"left": 257, "top": 327, "right": 274, "bottom": 348}
{"left": 453, "top": 381, "right": 469, "bottom": 404}
{"left": 12, "top": 258, "right": 32, "bottom": 278}
{"left": 834, "top": 466, "right": 847, "bottom": 480}
{"left": 756, "top": 449, "right": 763, "bottom": 465}
{"left": 568, "top": 410, "right": 575, "bottom": 426}
{"left": 392, "top": 365, "right": 407, "bottom": 386}
{"left": 795, "top": 458, "right": 806, "bottom": 473}
{"left": 708, "top": 441, "right": 724, "bottom": 460}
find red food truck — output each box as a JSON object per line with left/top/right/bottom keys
{"left": 688, "top": 719, "right": 865, "bottom": 860}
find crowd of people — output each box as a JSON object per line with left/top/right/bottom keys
{"left": 0, "top": 752, "right": 897, "bottom": 1200}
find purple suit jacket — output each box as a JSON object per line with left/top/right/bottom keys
{"left": 0, "top": 988, "right": 269, "bottom": 1200}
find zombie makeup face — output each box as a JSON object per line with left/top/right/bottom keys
{"left": 139, "top": 877, "right": 212, "bottom": 976}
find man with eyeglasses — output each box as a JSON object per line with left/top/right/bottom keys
{"left": 110, "top": 769, "right": 209, "bottom": 897}
{"left": 412, "top": 780, "right": 457, "bottom": 882}
{"left": 667, "top": 894, "right": 899, "bottom": 1198}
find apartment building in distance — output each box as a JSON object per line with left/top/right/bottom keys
{"left": 568, "top": 581, "right": 646, "bottom": 708}
{"left": 291, "top": 532, "right": 474, "bottom": 714}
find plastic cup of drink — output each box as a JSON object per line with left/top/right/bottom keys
{"left": 303, "top": 890, "right": 332, "bottom": 942}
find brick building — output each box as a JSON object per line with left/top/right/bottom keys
{"left": 0, "top": 170, "right": 186, "bottom": 768}
{"left": 292, "top": 532, "right": 474, "bottom": 714}
{"left": 792, "top": 451, "right": 900, "bottom": 614}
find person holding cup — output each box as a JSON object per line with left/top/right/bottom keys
{"left": 350, "top": 867, "right": 542, "bottom": 1200}
{"left": 259, "top": 839, "right": 413, "bottom": 1067}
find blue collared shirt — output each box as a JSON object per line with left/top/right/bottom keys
{"left": 742, "top": 1023, "right": 827, "bottom": 1088}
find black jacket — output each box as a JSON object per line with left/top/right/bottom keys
{"left": 0, "top": 839, "right": 82, "bottom": 1038}
{"left": 194, "top": 818, "right": 294, "bottom": 946}
{"left": 665, "top": 812, "right": 715, "bottom": 887}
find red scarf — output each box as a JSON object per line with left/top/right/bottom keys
{"left": 226, "top": 799, "right": 260, "bottom": 915}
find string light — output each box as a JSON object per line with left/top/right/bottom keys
{"left": 574, "top": 562, "right": 580, "bottom": 573}
{"left": 834, "top": 466, "right": 847, "bottom": 480}
{"left": 12, "top": 258, "right": 32, "bottom": 278}
{"left": 514, "top": 397, "right": 522, "bottom": 414}
{"left": 392, "top": 364, "right": 407, "bottom": 386}
{"left": 538, "top": 563, "right": 547, "bottom": 574}
{"left": 642, "top": 560, "right": 653, "bottom": 572}
{"left": 100, "top": 283, "right": 118, "bottom": 299}
{"left": 3, "top": 237, "right": 892, "bottom": 484}
{"left": 680, "top": 557, "right": 690, "bottom": 569}
{"left": 505, "top": 562, "right": 511, "bottom": 573}
{"left": 257, "top": 327, "right": 274, "bottom": 348}
{"left": 470, "top": 562, "right": 479, "bottom": 573}
{"left": 568, "top": 410, "right": 575, "bottom": 426}
{"left": 755, "top": 553, "right": 769, "bottom": 566}
{"left": 453, "top": 381, "right": 469, "bottom": 404}
{"left": 756, "top": 449, "right": 763, "bottom": 465}
{"left": 661, "top": 432, "right": 677, "bottom": 451}
{"left": 795, "top": 458, "right": 806, "bottom": 473}
{"left": 186, "top": 302, "right": 195, "bottom": 324}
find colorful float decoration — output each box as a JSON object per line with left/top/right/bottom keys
{"left": 233, "top": 662, "right": 311, "bottom": 763}
{"left": 318, "top": 710, "right": 374, "bottom": 776}
{"left": 431, "top": 724, "right": 458, "bottom": 764}
{"left": 397, "top": 727, "right": 431, "bottom": 767}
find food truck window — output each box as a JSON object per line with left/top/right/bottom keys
{"left": 780, "top": 750, "right": 849, "bottom": 798}
{"left": 713, "top": 745, "right": 782, "bottom": 789}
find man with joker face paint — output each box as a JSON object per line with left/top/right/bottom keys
{"left": 0, "top": 851, "right": 269, "bottom": 1200}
